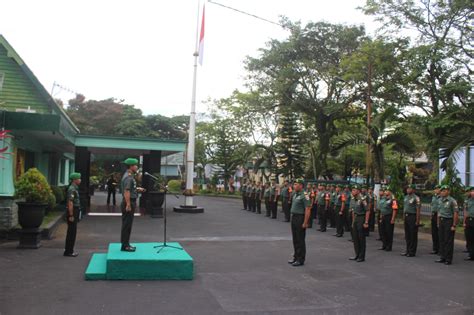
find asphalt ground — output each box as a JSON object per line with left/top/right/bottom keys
{"left": 0, "top": 193, "right": 473, "bottom": 315}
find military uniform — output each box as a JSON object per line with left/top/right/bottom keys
{"left": 121, "top": 158, "right": 139, "bottom": 251}
{"left": 289, "top": 179, "right": 311, "bottom": 266}
{"left": 344, "top": 187, "right": 352, "bottom": 232}
{"left": 367, "top": 190, "right": 376, "bottom": 232}
{"left": 241, "top": 183, "right": 248, "bottom": 210}
{"left": 281, "top": 184, "right": 291, "bottom": 222}
{"left": 264, "top": 186, "right": 271, "bottom": 217}
{"left": 380, "top": 195, "right": 398, "bottom": 251}
{"left": 334, "top": 186, "right": 347, "bottom": 237}
{"left": 317, "top": 186, "right": 330, "bottom": 232}
{"left": 349, "top": 189, "right": 369, "bottom": 262}
{"left": 437, "top": 188, "right": 458, "bottom": 264}
{"left": 269, "top": 185, "right": 277, "bottom": 219}
{"left": 464, "top": 188, "right": 474, "bottom": 260}
{"left": 431, "top": 186, "right": 441, "bottom": 254}
{"left": 376, "top": 190, "right": 385, "bottom": 241}
{"left": 403, "top": 189, "right": 421, "bottom": 257}
{"left": 329, "top": 185, "right": 337, "bottom": 228}
{"left": 249, "top": 184, "right": 256, "bottom": 212}
{"left": 64, "top": 173, "right": 81, "bottom": 257}
{"left": 255, "top": 185, "right": 262, "bottom": 214}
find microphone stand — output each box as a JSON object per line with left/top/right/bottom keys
{"left": 144, "top": 172, "right": 182, "bottom": 253}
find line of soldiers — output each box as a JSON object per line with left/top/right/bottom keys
{"left": 240, "top": 179, "right": 474, "bottom": 265}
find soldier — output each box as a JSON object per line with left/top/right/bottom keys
{"left": 334, "top": 184, "right": 347, "bottom": 237}
{"left": 249, "top": 182, "right": 256, "bottom": 212}
{"left": 376, "top": 187, "right": 385, "bottom": 241}
{"left": 379, "top": 188, "right": 398, "bottom": 251}
{"left": 329, "top": 184, "right": 337, "bottom": 228}
{"left": 246, "top": 182, "right": 254, "bottom": 212}
{"left": 435, "top": 185, "right": 459, "bottom": 265}
{"left": 255, "top": 182, "right": 262, "bottom": 214}
{"left": 64, "top": 172, "right": 81, "bottom": 257}
{"left": 120, "top": 158, "right": 145, "bottom": 252}
{"left": 269, "top": 181, "right": 278, "bottom": 219}
{"left": 367, "top": 186, "right": 376, "bottom": 232}
{"left": 430, "top": 185, "right": 441, "bottom": 255}
{"left": 349, "top": 185, "right": 369, "bottom": 262}
{"left": 288, "top": 178, "right": 312, "bottom": 267}
{"left": 464, "top": 187, "right": 474, "bottom": 261}
{"left": 317, "top": 184, "right": 330, "bottom": 232}
{"left": 344, "top": 185, "right": 352, "bottom": 233}
{"left": 273, "top": 182, "right": 281, "bottom": 219}
{"left": 264, "top": 182, "right": 271, "bottom": 217}
{"left": 310, "top": 183, "right": 318, "bottom": 227}
{"left": 401, "top": 184, "right": 421, "bottom": 257}
{"left": 281, "top": 180, "right": 291, "bottom": 222}
{"left": 241, "top": 180, "right": 248, "bottom": 210}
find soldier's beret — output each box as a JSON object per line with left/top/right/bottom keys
{"left": 344, "top": 184, "right": 350, "bottom": 188}
{"left": 69, "top": 172, "right": 81, "bottom": 180}
{"left": 352, "top": 184, "right": 361, "bottom": 190}
{"left": 361, "top": 184, "right": 367, "bottom": 189}
{"left": 337, "top": 184, "right": 343, "bottom": 188}
{"left": 467, "top": 186, "right": 474, "bottom": 192}
{"left": 408, "top": 184, "right": 416, "bottom": 189}
{"left": 294, "top": 178, "right": 305, "bottom": 184}
{"left": 440, "top": 185, "right": 450, "bottom": 191}
{"left": 434, "top": 184, "right": 441, "bottom": 189}
{"left": 320, "top": 183, "right": 326, "bottom": 187}
{"left": 123, "top": 158, "right": 139, "bottom": 166}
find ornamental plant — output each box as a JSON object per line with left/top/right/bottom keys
{"left": 15, "top": 168, "right": 54, "bottom": 204}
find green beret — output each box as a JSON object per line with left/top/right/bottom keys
{"left": 408, "top": 184, "right": 416, "bottom": 189}
{"left": 123, "top": 158, "right": 139, "bottom": 166}
{"left": 440, "top": 185, "right": 450, "bottom": 191}
{"left": 344, "top": 184, "right": 350, "bottom": 188}
{"left": 434, "top": 184, "right": 441, "bottom": 189}
{"left": 467, "top": 186, "right": 474, "bottom": 192}
{"left": 69, "top": 172, "right": 81, "bottom": 180}
{"left": 294, "top": 178, "right": 305, "bottom": 184}
{"left": 337, "top": 184, "right": 343, "bottom": 188}
{"left": 320, "top": 183, "right": 326, "bottom": 187}
{"left": 361, "top": 184, "right": 367, "bottom": 189}
{"left": 352, "top": 184, "right": 360, "bottom": 190}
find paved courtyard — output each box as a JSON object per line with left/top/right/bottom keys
{"left": 0, "top": 194, "right": 473, "bottom": 315}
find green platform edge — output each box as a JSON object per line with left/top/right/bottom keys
{"left": 85, "top": 253, "right": 107, "bottom": 280}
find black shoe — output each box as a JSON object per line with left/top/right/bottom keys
{"left": 291, "top": 261, "right": 304, "bottom": 267}
{"left": 356, "top": 258, "right": 365, "bottom": 262}
{"left": 64, "top": 252, "right": 78, "bottom": 257}
{"left": 385, "top": 248, "right": 392, "bottom": 252}
{"left": 284, "top": 219, "right": 290, "bottom": 222}
{"left": 444, "top": 261, "right": 452, "bottom": 265}
{"left": 400, "top": 252, "right": 407, "bottom": 256}
{"left": 464, "top": 257, "right": 474, "bottom": 261}
{"left": 430, "top": 251, "right": 439, "bottom": 255}
{"left": 288, "top": 259, "right": 296, "bottom": 264}
{"left": 317, "top": 229, "right": 322, "bottom": 231}
{"left": 378, "top": 247, "right": 386, "bottom": 250}
{"left": 462, "top": 249, "right": 469, "bottom": 253}
{"left": 376, "top": 238, "right": 382, "bottom": 241}
{"left": 348, "top": 239, "right": 353, "bottom": 242}
{"left": 407, "top": 254, "right": 415, "bottom": 257}
{"left": 121, "top": 246, "right": 136, "bottom": 252}
{"left": 349, "top": 257, "right": 358, "bottom": 261}
{"left": 336, "top": 234, "right": 343, "bottom": 237}
{"left": 435, "top": 258, "right": 446, "bottom": 263}
{"left": 320, "top": 229, "right": 326, "bottom": 232}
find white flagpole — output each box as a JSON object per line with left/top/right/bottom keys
{"left": 184, "top": 0, "right": 201, "bottom": 207}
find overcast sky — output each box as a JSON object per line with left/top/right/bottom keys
{"left": 0, "top": 0, "right": 379, "bottom": 117}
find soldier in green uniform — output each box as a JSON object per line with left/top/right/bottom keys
{"left": 120, "top": 158, "right": 145, "bottom": 252}
{"left": 367, "top": 186, "right": 375, "bottom": 232}
{"left": 435, "top": 185, "right": 459, "bottom": 265}
{"left": 263, "top": 183, "right": 271, "bottom": 217}
{"left": 249, "top": 182, "right": 256, "bottom": 212}
{"left": 255, "top": 182, "right": 262, "bottom": 214}
{"left": 334, "top": 184, "right": 347, "bottom": 237}
{"left": 463, "top": 186, "right": 474, "bottom": 261}
{"left": 246, "top": 182, "right": 253, "bottom": 212}
{"left": 288, "top": 178, "right": 312, "bottom": 267}
{"left": 269, "top": 181, "right": 277, "bottom": 219}
{"left": 349, "top": 185, "right": 369, "bottom": 262}
{"left": 281, "top": 180, "right": 291, "bottom": 222}
{"left": 375, "top": 187, "right": 385, "bottom": 241}
{"left": 329, "top": 184, "right": 337, "bottom": 228}
{"left": 317, "top": 184, "right": 330, "bottom": 232}
{"left": 401, "top": 184, "right": 421, "bottom": 257}
{"left": 241, "top": 180, "right": 248, "bottom": 210}
{"left": 430, "top": 185, "right": 441, "bottom": 255}
{"left": 379, "top": 188, "right": 398, "bottom": 251}
{"left": 64, "top": 172, "right": 81, "bottom": 257}
{"left": 310, "top": 183, "right": 318, "bottom": 228}
{"left": 343, "top": 185, "right": 352, "bottom": 233}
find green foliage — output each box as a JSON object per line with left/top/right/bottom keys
{"left": 50, "top": 186, "right": 65, "bottom": 204}
{"left": 150, "top": 173, "right": 165, "bottom": 192}
{"left": 440, "top": 162, "right": 465, "bottom": 205}
{"left": 89, "top": 176, "right": 100, "bottom": 186}
{"left": 167, "top": 179, "right": 182, "bottom": 193}
{"left": 15, "top": 168, "right": 54, "bottom": 204}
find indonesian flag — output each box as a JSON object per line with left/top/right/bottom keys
{"left": 198, "top": 4, "right": 205, "bottom": 65}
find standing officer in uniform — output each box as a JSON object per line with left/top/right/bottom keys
{"left": 430, "top": 185, "right": 441, "bottom": 255}
{"left": 64, "top": 172, "right": 81, "bottom": 257}
{"left": 349, "top": 185, "right": 369, "bottom": 262}
{"left": 367, "top": 186, "right": 376, "bottom": 232}
{"left": 264, "top": 183, "right": 271, "bottom": 217}
{"left": 435, "top": 185, "right": 459, "bottom": 265}
{"left": 249, "top": 182, "right": 256, "bottom": 212}
{"left": 317, "top": 184, "right": 330, "bottom": 232}
{"left": 379, "top": 188, "right": 398, "bottom": 251}
{"left": 376, "top": 187, "right": 385, "bottom": 241}
{"left": 334, "top": 184, "right": 346, "bottom": 237}
{"left": 269, "top": 181, "right": 277, "bottom": 219}
{"left": 255, "top": 182, "right": 262, "bottom": 214}
{"left": 241, "top": 180, "right": 248, "bottom": 210}
{"left": 343, "top": 185, "right": 352, "bottom": 233}
{"left": 106, "top": 174, "right": 117, "bottom": 206}
{"left": 401, "top": 184, "right": 421, "bottom": 257}
{"left": 281, "top": 180, "right": 291, "bottom": 222}
{"left": 121, "top": 158, "right": 145, "bottom": 252}
{"left": 463, "top": 186, "right": 474, "bottom": 261}
{"left": 329, "top": 184, "right": 337, "bottom": 228}
{"left": 288, "top": 178, "right": 312, "bottom": 267}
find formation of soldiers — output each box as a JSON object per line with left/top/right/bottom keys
{"left": 240, "top": 179, "right": 474, "bottom": 266}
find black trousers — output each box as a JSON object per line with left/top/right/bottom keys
{"left": 329, "top": 204, "right": 336, "bottom": 228}
{"left": 368, "top": 207, "right": 375, "bottom": 232}
{"left": 381, "top": 214, "right": 394, "bottom": 250}
{"left": 291, "top": 214, "right": 306, "bottom": 263}
{"left": 282, "top": 198, "right": 290, "bottom": 221}
{"left": 465, "top": 217, "right": 474, "bottom": 258}
{"left": 265, "top": 198, "right": 270, "bottom": 216}
{"left": 242, "top": 195, "right": 247, "bottom": 210}
{"left": 377, "top": 212, "right": 383, "bottom": 240}
{"left": 344, "top": 207, "right": 352, "bottom": 232}
{"left": 64, "top": 206, "right": 79, "bottom": 254}
{"left": 318, "top": 204, "right": 327, "bottom": 231}
{"left": 439, "top": 217, "right": 455, "bottom": 262}
{"left": 335, "top": 205, "right": 345, "bottom": 235}
{"left": 270, "top": 199, "right": 277, "bottom": 218}
{"left": 107, "top": 189, "right": 116, "bottom": 205}
{"left": 352, "top": 215, "right": 366, "bottom": 260}
{"left": 121, "top": 199, "right": 136, "bottom": 247}
{"left": 249, "top": 197, "right": 256, "bottom": 212}
{"left": 431, "top": 212, "right": 439, "bottom": 252}
{"left": 404, "top": 213, "right": 418, "bottom": 256}
{"left": 256, "top": 198, "right": 261, "bottom": 214}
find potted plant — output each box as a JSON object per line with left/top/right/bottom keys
{"left": 89, "top": 176, "right": 99, "bottom": 196}
{"left": 146, "top": 173, "right": 166, "bottom": 218}
{"left": 15, "top": 168, "right": 54, "bottom": 249}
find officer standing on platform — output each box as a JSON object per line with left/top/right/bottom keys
{"left": 464, "top": 187, "right": 474, "bottom": 261}
{"left": 288, "top": 178, "right": 312, "bottom": 267}
{"left": 334, "top": 184, "right": 346, "bottom": 237}
{"left": 430, "top": 185, "right": 441, "bottom": 255}
{"left": 120, "top": 158, "right": 145, "bottom": 252}
{"left": 402, "top": 184, "right": 421, "bottom": 257}
{"left": 64, "top": 172, "right": 81, "bottom": 257}
{"left": 349, "top": 185, "right": 369, "bottom": 262}
{"left": 281, "top": 180, "right": 291, "bottom": 222}
{"left": 435, "top": 185, "right": 459, "bottom": 265}
{"left": 379, "top": 188, "right": 398, "bottom": 251}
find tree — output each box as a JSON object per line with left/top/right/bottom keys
{"left": 275, "top": 110, "right": 305, "bottom": 179}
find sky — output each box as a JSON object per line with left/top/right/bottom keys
{"left": 0, "top": 0, "right": 380, "bottom": 117}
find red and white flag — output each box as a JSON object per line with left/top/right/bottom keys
{"left": 198, "top": 4, "right": 205, "bottom": 65}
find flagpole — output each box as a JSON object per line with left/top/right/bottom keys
{"left": 175, "top": 0, "right": 204, "bottom": 213}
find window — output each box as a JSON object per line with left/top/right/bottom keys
{"left": 0, "top": 72, "right": 4, "bottom": 92}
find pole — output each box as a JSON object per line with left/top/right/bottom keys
{"left": 366, "top": 62, "right": 372, "bottom": 186}
{"left": 184, "top": 0, "right": 201, "bottom": 207}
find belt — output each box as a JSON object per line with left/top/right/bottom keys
{"left": 405, "top": 213, "right": 416, "bottom": 216}
{"left": 440, "top": 217, "right": 453, "bottom": 220}
{"left": 291, "top": 213, "right": 304, "bottom": 216}
{"left": 355, "top": 214, "right": 365, "bottom": 217}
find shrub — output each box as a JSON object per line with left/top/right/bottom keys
{"left": 51, "top": 185, "right": 65, "bottom": 204}
{"left": 167, "top": 179, "right": 182, "bottom": 193}
{"left": 15, "top": 168, "right": 54, "bottom": 204}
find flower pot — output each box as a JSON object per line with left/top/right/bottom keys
{"left": 146, "top": 191, "right": 165, "bottom": 218}
{"left": 17, "top": 202, "right": 47, "bottom": 229}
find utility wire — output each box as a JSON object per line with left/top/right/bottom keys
{"left": 208, "top": 0, "right": 288, "bottom": 29}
